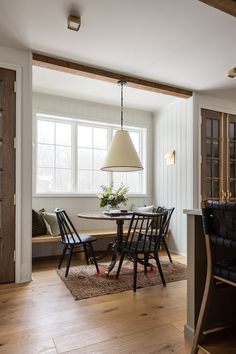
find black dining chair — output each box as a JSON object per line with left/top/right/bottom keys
{"left": 191, "top": 201, "right": 236, "bottom": 354}
{"left": 158, "top": 207, "right": 175, "bottom": 263}
{"left": 116, "top": 211, "right": 166, "bottom": 292}
{"left": 55, "top": 209, "right": 99, "bottom": 277}
{"left": 144, "top": 206, "right": 175, "bottom": 263}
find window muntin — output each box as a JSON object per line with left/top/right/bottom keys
{"left": 34, "top": 113, "right": 146, "bottom": 195}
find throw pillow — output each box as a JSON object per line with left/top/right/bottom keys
{"left": 131, "top": 205, "right": 154, "bottom": 213}
{"left": 41, "top": 212, "right": 60, "bottom": 237}
{"left": 32, "top": 209, "right": 47, "bottom": 237}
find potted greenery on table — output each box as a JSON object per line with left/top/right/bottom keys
{"left": 98, "top": 183, "right": 129, "bottom": 211}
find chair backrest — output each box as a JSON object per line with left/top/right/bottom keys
{"left": 55, "top": 209, "right": 81, "bottom": 243}
{"left": 152, "top": 206, "right": 174, "bottom": 236}
{"left": 202, "top": 201, "right": 236, "bottom": 250}
{"left": 124, "top": 212, "right": 166, "bottom": 253}
{"left": 163, "top": 207, "right": 175, "bottom": 235}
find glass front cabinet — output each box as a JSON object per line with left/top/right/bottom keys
{"left": 201, "top": 109, "right": 236, "bottom": 204}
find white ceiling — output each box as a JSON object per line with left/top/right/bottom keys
{"left": 33, "top": 66, "right": 181, "bottom": 111}
{"left": 1, "top": 0, "right": 236, "bottom": 94}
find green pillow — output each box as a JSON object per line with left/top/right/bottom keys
{"left": 41, "top": 212, "right": 60, "bottom": 237}
{"left": 32, "top": 209, "right": 47, "bottom": 237}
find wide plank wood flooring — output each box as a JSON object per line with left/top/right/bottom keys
{"left": 0, "top": 254, "right": 191, "bottom": 354}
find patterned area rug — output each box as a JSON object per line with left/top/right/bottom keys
{"left": 57, "top": 258, "right": 187, "bottom": 300}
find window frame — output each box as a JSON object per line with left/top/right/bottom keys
{"left": 33, "top": 111, "right": 148, "bottom": 197}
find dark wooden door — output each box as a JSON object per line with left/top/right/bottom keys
{"left": 0, "top": 68, "right": 16, "bottom": 284}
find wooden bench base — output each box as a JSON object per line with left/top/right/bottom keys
{"left": 32, "top": 228, "right": 129, "bottom": 244}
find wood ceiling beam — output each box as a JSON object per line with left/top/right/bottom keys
{"left": 199, "top": 0, "right": 236, "bottom": 17}
{"left": 32, "top": 53, "right": 192, "bottom": 99}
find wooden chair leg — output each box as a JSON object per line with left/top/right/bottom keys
{"left": 191, "top": 273, "right": 214, "bottom": 354}
{"left": 162, "top": 238, "right": 172, "bottom": 263}
{"left": 88, "top": 243, "right": 99, "bottom": 273}
{"left": 191, "top": 234, "right": 214, "bottom": 354}
{"left": 116, "top": 252, "right": 125, "bottom": 279}
{"left": 144, "top": 254, "right": 149, "bottom": 275}
{"left": 154, "top": 251, "right": 166, "bottom": 286}
{"left": 58, "top": 244, "right": 68, "bottom": 269}
{"left": 65, "top": 246, "right": 74, "bottom": 277}
{"left": 83, "top": 244, "right": 90, "bottom": 265}
{"left": 133, "top": 255, "right": 138, "bottom": 292}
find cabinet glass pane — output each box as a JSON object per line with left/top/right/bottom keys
{"left": 206, "top": 180, "right": 212, "bottom": 198}
{"left": 212, "top": 120, "right": 219, "bottom": 138}
{"left": 0, "top": 111, "right": 2, "bottom": 140}
{"left": 230, "top": 162, "right": 235, "bottom": 179}
{"left": 212, "top": 140, "right": 219, "bottom": 157}
{"left": 0, "top": 81, "right": 3, "bottom": 111}
{"left": 0, "top": 141, "right": 2, "bottom": 170}
{"left": 230, "top": 143, "right": 235, "bottom": 159}
{"left": 212, "top": 180, "right": 219, "bottom": 198}
{"left": 213, "top": 160, "right": 219, "bottom": 178}
{"left": 230, "top": 181, "right": 235, "bottom": 198}
{"left": 206, "top": 119, "right": 211, "bottom": 138}
{"left": 206, "top": 139, "right": 212, "bottom": 157}
{"left": 206, "top": 159, "right": 211, "bottom": 177}
{"left": 230, "top": 123, "right": 235, "bottom": 140}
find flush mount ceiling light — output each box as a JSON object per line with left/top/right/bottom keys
{"left": 227, "top": 67, "right": 236, "bottom": 78}
{"left": 67, "top": 15, "right": 81, "bottom": 31}
{"left": 101, "top": 81, "right": 143, "bottom": 172}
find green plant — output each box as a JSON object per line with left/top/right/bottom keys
{"left": 98, "top": 183, "right": 129, "bottom": 208}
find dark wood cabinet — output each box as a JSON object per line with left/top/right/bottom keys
{"left": 201, "top": 109, "right": 236, "bottom": 204}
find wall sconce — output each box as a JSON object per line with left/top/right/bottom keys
{"left": 227, "top": 67, "right": 236, "bottom": 78}
{"left": 165, "top": 150, "right": 175, "bottom": 165}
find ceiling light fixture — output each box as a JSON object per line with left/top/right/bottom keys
{"left": 227, "top": 67, "right": 236, "bottom": 78}
{"left": 101, "top": 81, "right": 143, "bottom": 172}
{"left": 67, "top": 15, "right": 81, "bottom": 31}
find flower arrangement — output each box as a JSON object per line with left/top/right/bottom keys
{"left": 98, "top": 183, "right": 129, "bottom": 209}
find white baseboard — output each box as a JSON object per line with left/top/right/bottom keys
{"left": 168, "top": 248, "right": 187, "bottom": 257}
{"left": 184, "top": 323, "right": 194, "bottom": 342}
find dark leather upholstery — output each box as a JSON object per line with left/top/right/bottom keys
{"left": 203, "top": 201, "right": 236, "bottom": 284}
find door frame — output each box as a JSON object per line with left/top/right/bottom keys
{"left": 0, "top": 61, "right": 22, "bottom": 283}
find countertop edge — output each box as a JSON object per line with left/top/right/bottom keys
{"left": 183, "top": 209, "right": 202, "bottom": 216}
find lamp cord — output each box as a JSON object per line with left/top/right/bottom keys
{"left": 121, "top": 81, "right": 124, "bottom": 130}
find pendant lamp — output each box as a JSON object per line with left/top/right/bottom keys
{"left": 101, "top": 81, "right": 143, "bottom": 172}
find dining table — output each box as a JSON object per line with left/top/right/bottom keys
{"left": 77, "top": 211, "right": 133, "bottom": 274}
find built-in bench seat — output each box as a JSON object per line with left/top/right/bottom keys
{"left": 32, "top": 228, "right": 129, "bottom": 244}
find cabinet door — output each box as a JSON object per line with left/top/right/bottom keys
{"left": 201, "top": 109, "right": 223, "bottom": 202}
{"left": 227, "top": 114, "right": 236, "bottom": 202}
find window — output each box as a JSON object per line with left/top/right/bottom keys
{"left": 34, "top": 113, "right": 147, "bottom": 195}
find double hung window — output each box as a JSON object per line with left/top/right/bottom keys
{"left": 34, "top": 113, "right": 146, "bottom": 195}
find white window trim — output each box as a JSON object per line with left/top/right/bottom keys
{"left": 33, "top": 110, "right": 148, "bottom": 197}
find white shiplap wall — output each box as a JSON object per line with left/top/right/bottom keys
{"left": 153, "top": 98, "right": 194, "bottom": 256}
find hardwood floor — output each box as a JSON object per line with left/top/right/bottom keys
{"left": 0, "top": 254, "right": 191, "bottom": 354}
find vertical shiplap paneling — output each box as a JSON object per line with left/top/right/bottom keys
{"left": 153, "top": 98, "right": 193, "bottom": 256}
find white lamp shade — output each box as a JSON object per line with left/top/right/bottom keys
{"left": 101, "top": 130, "right": 143, "bottom": 172}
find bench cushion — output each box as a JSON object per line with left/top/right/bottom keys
{"left": 32, "top": 228, "right": 129, "bottom": 244}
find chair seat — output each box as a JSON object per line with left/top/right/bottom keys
{"left": 123, "top": 240, "right": 156, "bottom": 253}
{"left": 62, "top": 233, "right": 96, "bottom": 244}
{"left": 213, "top": 259, "right": 236, "bottom": 283}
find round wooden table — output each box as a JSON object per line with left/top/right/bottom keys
{"left": 78, "top": 211, "right": 133, "bottom": 274}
